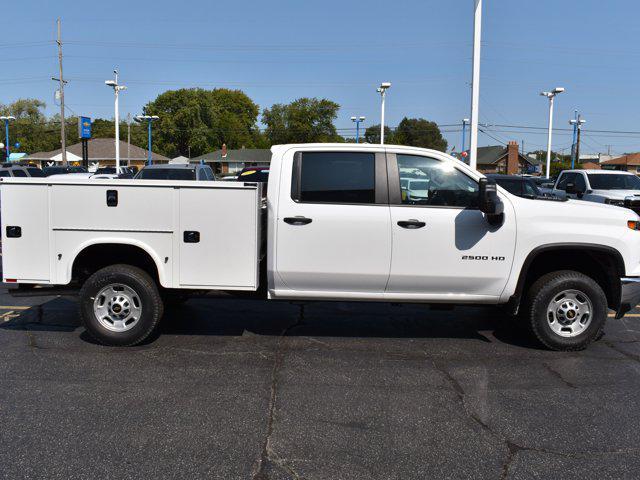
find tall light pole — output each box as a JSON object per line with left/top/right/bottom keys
{"left": 461, "top": 118, "right": 470, "bottom": 153}
{"left": 469, "top": 0, "right": 482, "bottom": 170}
{"left": 377, "top": 82, "right": 391, "bottom": 144}
{"left": 105, "top": 69, "right": 127, "bottom": 169}
{"left": 569, "top": 112, "right": 585, "bottom": 169}
{"left": 540, "top": 87, "right": 565, "bottom": 179}
{"left": 0, "top": 116, "right": 15, "bottom": 161}
{"left": 351, "top": 116, "right": 365, "bottom": 143}
{"left": 135, "top": 115, "right": 160, "bottom": 165}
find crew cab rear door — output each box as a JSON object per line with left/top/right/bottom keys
{"left": 274, "top": 149, "right": 391, "bottom": 294}
{"left": 385, "top": 152, "right": 516, "bottom": 300}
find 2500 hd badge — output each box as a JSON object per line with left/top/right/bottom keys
{"left": 461, "top": 255, "right": 506, "bottom": 261}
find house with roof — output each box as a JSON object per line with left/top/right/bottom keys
{"left": 191, "top": 144, "right": 271, "bottom": 175}
{"left": 23, "top": 138, "right": 170, "bottom": 170}
{"left": 463, "top": 142, "right": 537, "bottom": 175}
{"left": 599, "top": 153, "right": 640, "bottom": 174}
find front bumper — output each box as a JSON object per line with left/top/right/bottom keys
{"left": 616, "top": 277, "right": 640, "bottom": 319}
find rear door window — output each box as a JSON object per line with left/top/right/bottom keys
{"left": 294, "top": 152, "right": 376, "bottom": 204}
{"left": 11, "top": 169, "right": 27, "bottom": 177}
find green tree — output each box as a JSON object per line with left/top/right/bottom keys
{"left": 363, "top": 124, "right": 394, "bottom": 144}
{"left": 142, "top": 88, "right": 260, "bottom": 157}
{"left": 262, "top": 97, "right": 342, "bottom": 144}
{"left": 394, "top": 117, "right": 447, "bottom": 151}
{"left": 0, "top": 99, "right": 61, "bottom": 154}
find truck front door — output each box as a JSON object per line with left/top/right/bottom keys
{"left": 385, "top": 153, "right": 516, "bottom": 300}
{"left": 275, "top": 150, "right": 391, "bottom": 294}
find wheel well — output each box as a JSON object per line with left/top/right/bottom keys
{"left": 72, "top": 244, "right": 159, "bottom": 285}
{"left": 515, "top": 247, "right": 623, "bottom": 311}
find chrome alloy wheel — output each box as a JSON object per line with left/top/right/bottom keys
{"left": 546, "top": 289, "right": 593, "bottom": 338}
{"left": 93, "top": 284, "right": 142, "bottom": 332}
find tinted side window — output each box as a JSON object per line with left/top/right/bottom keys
{"left": 11, "top": 170, "right": 27, "bottom": 177}
{"left": 574, "top": 173, "right": 586, "bottom": 191}
{"left": 396, "top": 155, "right": 478, "bottom": 207}
{"left": 556, "top": 172, "right": 574, "bottom": 190}
{"left": 27, "top": 168, "right": 45, "bottom": 177}
{"left": 296, "top": 152, "right": 375, "bottom": 204}
{"left": 0, "top": 171, "right": 9, "bottom": 177}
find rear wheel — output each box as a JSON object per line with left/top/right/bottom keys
{"left": 523, "top": 270, "right": 607, "bottom": 351}
{"left": 79, "top": 264, "right": 164, "bottom": 346}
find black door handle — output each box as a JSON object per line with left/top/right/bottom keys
{"left": 284, "top": 216, "right": 312, "bottom": 226}
{"left": 397, "top": 219, "right": 426, "bottom": 229}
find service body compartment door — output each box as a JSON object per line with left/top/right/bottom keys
{"left": 178, "top": 186, "right": 260, "bottom": 289}
{"left": 1, "top": 184, "right": 50, "bottom": 282}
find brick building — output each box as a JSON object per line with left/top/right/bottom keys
{"left": 465, "top": 141, "right": 536, "bottom": 174}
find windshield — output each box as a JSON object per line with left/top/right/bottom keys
{"left": 137, "top": 168, "right": 196, "bottom": 180}
{"left": 496, "top": 178, "right": 540, "bottom": 197}
{"left": 587, "top": 174, "right": 640, "bottom": 190}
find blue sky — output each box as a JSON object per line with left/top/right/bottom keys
{"left": 4, "top": 0, "right": 640, "bottom": 155}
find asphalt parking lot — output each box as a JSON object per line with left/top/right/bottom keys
{"left": 1, "top": 289, "right": 640, "bottom": 480}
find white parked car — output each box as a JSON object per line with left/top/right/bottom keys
{"left": 3, "top": 144, "right": 640, "bottom": 351}
{"left": 553, "top": 169, "right": 640, "bottom": 215}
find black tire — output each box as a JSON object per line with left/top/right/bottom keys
{"left": 78, "top": 264, "right": 164, "bottom": 346}
{"left": 522, "top": 270, "right": 607, "bottom": 351}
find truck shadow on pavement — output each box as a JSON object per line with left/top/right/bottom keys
{"left": 0, "top": 296, "right": 542, "bottom": 349}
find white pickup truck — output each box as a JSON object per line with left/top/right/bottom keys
{"left": 3, "top": 144, "right": 640, "bottom": 350}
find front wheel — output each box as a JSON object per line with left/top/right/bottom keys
{"left": 523, "top": 270, "right": 607, "bottom": 351}
{"left": 79, "top": 264, "right": 164, "bottom": 346}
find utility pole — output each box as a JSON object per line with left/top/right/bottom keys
{"left": 469, "top": 0, "right": 482, "bottom": 170}
{"left": 54, "top": 18, "right": 67, "bottom": 166}
{"left": 569, "top": 113, "right": 585, "bottom": 169}
{"left": 569, "top": 110, "right": 578, "bottom": 169}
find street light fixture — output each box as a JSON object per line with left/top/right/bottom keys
{"left": 105, "top": 69, "right": 127, "bottom": 169}
{"left": 461, "top": 118, "right": 470, "bottom": 155}
{"left": 351, "top": 116, "right": 365, "bottom": 143}
{"left": 540, "top": 87, "right": 565, "bottom": 179}
{"left": 0, "top": 116, "right": 16, "bottom": 162}
{"left": 135, "top": 115, "right": 160, "bottom": 165}
{"left": 376, "top": 82, "right": 391, "bottom": 144}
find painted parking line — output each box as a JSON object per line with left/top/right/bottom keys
{"left": 0, "top": 306, "right": 30, "bottom": 311}
{"left": 609, "top": 313, "right": 640, "bottom": 317}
